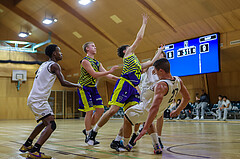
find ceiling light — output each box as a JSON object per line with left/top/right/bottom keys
{"left": 18, "top": 32, "right": 30, "bottom": 38}
{"left": 42, "top": 18, "right": 57, "bottom": 25}
{"left": 110, "top": 15, "right": 122, "bottom": 24}
{"left": 78, "top": 0, "right": 96, "bottom": 5}
{"left": 72, "top": 31, "right": 82, "bottom": 39}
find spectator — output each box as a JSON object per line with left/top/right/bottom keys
{"left": 193, "top": 90, "right": 209, "bottom": 120}
{"left": 176, "top": 99, "right": 183, "bottom": 120}
{"left": 184, "top": 103, "right": 192, "bottom": 119}
{"left": 217, "top": 96, "right": 232, "bottom": 121}
{"left": 195, "top": 93, "right": 200, "bottom": 105}
{"left": 217, "top": 95, "right": 223, "bottom": 108}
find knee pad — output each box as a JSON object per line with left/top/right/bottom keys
{"left": 50, "top": 121, "right": 56, "bottom": 131}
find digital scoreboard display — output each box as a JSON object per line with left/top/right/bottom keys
{"left": 164, "top": 33, "right": 220, "bottom": 76}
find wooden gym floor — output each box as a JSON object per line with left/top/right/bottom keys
{"left": 0, "top": 119, "right": 240, "bottom": 159}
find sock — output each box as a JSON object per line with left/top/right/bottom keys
{"left": 93, "top": 124, "right": 101, "bottom": 132}
{"left": 30, "top": 143, "right": 42, "bottom": 153}
{"left": 86, "top": 130, "right": 91, "bottom": 135}
{"left": 114, "top": 135, "right": 123, "bottom": 141}
{"left": 123, "top": 138, "right": 130, "bottom": 146}
{"left": 24, "top": 138, "right": 33, "bottom": 147}
{"left": 150, "top": 133, "right": 158, "bottom": 145}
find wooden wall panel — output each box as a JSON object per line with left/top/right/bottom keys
{"left": 0, "top": 50, "right": 75, "bottom": 120}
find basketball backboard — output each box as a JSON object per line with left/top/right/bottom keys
{"left": 12, "top": 70, "right": 27, "bottom": 81}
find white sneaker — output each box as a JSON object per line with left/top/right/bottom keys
{"left": 200, "top": 116, "right": 204, "bottom": 120}
{"left": 118, "top": 147, "right": 127, "bottom": 152}
{"left": 185, "top": 117, "right": 190, "bottom": 119}
{"left": 87, "top": 140, "right": 94, "bottom": 146}
{"left": 193, "top": 116, "right": 199, "bottom": 120}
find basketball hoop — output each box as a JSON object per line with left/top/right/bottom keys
{"left": 12, "top": 70, "right": 27, "bottom": 91}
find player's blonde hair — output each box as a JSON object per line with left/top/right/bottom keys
{"left": 82, "top": 42, "right": 94, "bottom": 53}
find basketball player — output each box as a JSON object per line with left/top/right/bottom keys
{"left": 110, "top": 46, "right": 166, "bottom": 152}
{"left": 78, "top": 42, "right": 119, "bottom": 145}
{"left": 19, "top": 44, "right": 81, "bottom": 159}
{"left": 129, "top": 58, "right": 190, "bottom": 154}
{"left": 87, "top": 13, "right": 161, "bottom": 146}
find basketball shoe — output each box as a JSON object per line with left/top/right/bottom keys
{"left": 27, "top": 151, "right": 52, "bottom": 159}
{"left": 153, "top": 143, "right": 162, "bottom": 154}
{"left": 19, "top": 144, "right": 33, "bottom": 152}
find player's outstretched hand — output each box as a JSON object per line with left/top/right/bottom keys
{"left": 142, "top": 13, "right": 149, "bottom": 24}
{"left": 170, "top": 110, "right": 179, "bottom": 118}
{"left": 134, "top": 129, "right": 147, "bottom": 143}
{"left": 159, "top": 44, "right": 165, "bottom": 51}
{"left": 109, "top": 65, "right": 119, "bottom": 73}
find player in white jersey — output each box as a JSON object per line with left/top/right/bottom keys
{"left": 19, "top": 44, "right": 81, "bottom": 159}
{"left": 124, "top": 58, "right": 190, "bottom": 154}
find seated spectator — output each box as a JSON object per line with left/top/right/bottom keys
{"left": 176, "top": 99, "right": 184, "bottom": 120}
{"left": 217, "top": 95, "right": 223, "bottom": 108}
{"left": 193, "top": 90, "right": 209, "bottom": 120}
{"left": 217, "top": 96, "right": 232, "bottom": 121}
{"left": 184, "top": 103, "right": 193, "bottom": 119}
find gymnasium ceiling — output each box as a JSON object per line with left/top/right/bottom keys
{"left": 0, "top": 0, "right": 240, "bottom": 80}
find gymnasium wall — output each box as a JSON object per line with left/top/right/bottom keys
{"left": 181, "top": 71, "right": 240, "bottom": 104}
{"left": 0, "top": 50, "right": 76, "bottom": 120}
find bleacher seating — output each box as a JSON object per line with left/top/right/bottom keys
{"left": 192, "top": 101, "right": 240, "bottom": 119}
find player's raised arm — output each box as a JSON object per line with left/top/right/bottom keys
{"left": 170, "top": 79, "right": 190, "bottom": 117}
{"left": 141, "top": 44, "right": 165, "bottom": 69}
{"left": 124, "top": 13, "right": 149, "bottom": 58}
{"left": 82, "top": 60, "right": 118, "bottom": 79}
{"left": 51, "top": 63, "right": 80, "bottom": 88}
{"left": 99, "top": 63, "right": 119, "bottom": 81}
{"left": 134, "top": 82, "right": 168, "bottom": 143}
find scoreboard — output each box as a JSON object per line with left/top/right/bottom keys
{"left": 164, "top": 33, "right": 220, "bottom": 77}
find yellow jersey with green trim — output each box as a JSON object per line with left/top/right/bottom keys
{"left": 78, "top": 56, "right": 100, "bottom": 86}
{"left": 121, "top": 54, "right": 142, "bottom": 86}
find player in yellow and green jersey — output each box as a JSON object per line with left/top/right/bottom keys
{"left": 78, "top": 42, "right": 119, "bottom": 145}
{"left": 87, "top": 14, "right": 164, "bottom": 147}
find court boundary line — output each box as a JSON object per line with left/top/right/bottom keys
{"left": 167, "top": 141, "right": 240, "bottom": 158}
{"left": 48, "top": 142, "right": 143, "bottom": 159}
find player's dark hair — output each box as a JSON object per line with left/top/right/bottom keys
{"left": 117, "top": 45, "right": 129, "bottom": 58}
{"left": 223, "top": 96, "right": 227, "bottom": 99}
{"left": 82, "top": 42, "right": 94, "bottom": 53}
{"left": 218, "top": 95, "right": 222, "bottom": 98}
{"left": 153, "top": 58, "right": 170, "bottom": 73}
{"left": 161, "top": 51, "right": 166, "bottom": 58}
{"left": 45, "top": 44, "right": 57, "bottom": 58}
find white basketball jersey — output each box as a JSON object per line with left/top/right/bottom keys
{"left": 28, "top": 61, "right": 57, "bottom": 103}
{"left": 139, "top": 66, "right": 159, "bottom": 101}
{"left": 141, "top": 76, "right": 181, "bottom": 118}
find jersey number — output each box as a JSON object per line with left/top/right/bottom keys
{"left": 168, "top": 88, "right": 179, "bottom": 103}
